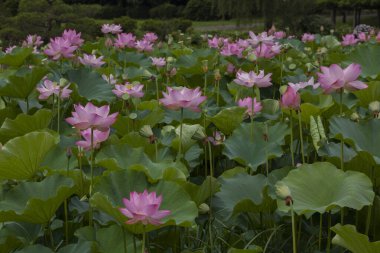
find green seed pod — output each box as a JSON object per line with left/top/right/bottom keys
{"left": 316, "top": 116, "right": 326, "bottom": 140}
{"left": 310, "top": 116, "right": 320, "bottom": 150}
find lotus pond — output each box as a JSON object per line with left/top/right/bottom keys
{"left": 0, "top": 27, "right": 380, "bottom": 253}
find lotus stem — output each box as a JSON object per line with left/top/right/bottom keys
{"left": 177, "top": 108, "right": 184, "bottom": 161}
{"left": 318, "top": 213, "right": 322, "bottom": 251}
{"left": 216, "top": 79, "right": 220, "bottom": 107}
{"left": 250, "top": 87, "right": 255, "bottom": 142}
{"left": 122, "top": 227, "right": 127, "bottom": 253}
{"left": 51, "top": 95, "right": 55, "bottom": 129}
{"left": 291, "top": 204, "right": 297, "bottom": 253}
{"left": 89, "top": 128, "right": 94, "bottom": 227}
{"left": 26, "top": 97, "right": 29, "bottom": 113}
{"left": 290, "top": 110, "right": 295, "bottom": 166}
{"left": 204, "top": 72, "right": 207, "bottom": 96}
{"left": 64, "top": 155, "right": 70, "bottom": 245}
{"left": 155, "top": 76, "right": 159, "bottom": 104}
{"left": 78, "top": 152, "right": 84, "bottom": 196}
{"left": 155, "top": 141, "right": 158, "bottom": 162}
{"left": 57, "top": 94, "right": 61, "bottom": 134}
{"left": 326, "top": 211, "right": 331, "bottom": 253}
{"left": 297, "top": 110, "right": 305, "bottom": 164}
{"left": 365, "top": 205, "right": 372, "bottom": 236}
{"left": 207, "top": 141, "right": 214, "bottom": 251}
{"left": 141, "top": 229, "right": 146, "bottom": 253}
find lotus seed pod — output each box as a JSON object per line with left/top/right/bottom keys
{"left": 310, "top": 116, "right": 320, "bottom": 150}
{"left": 202, "top": 60, "right": 208, "bottom": 73}
{"left": 369, "top": 101, "right": 380, "bottom": 112}
{"left": 59, "top": 78, "right": 68, "bottom": 87}
{"left": 316, "top": 116, "right": 326, "bottom": 140}
{"left": 198, "top": 203, "right": 210, "bottom": 214}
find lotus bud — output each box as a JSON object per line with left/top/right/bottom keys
{"left": 320, "top": 25, "right": 325, "bottom": 32}
{"left": 198, "top": 203, "right": 210, "bottom": 214}
{"left": 104, "top": 37, "right": 113, "bottom": 48}
{"left": 166, "top": 56, "right": 175, "bottom": 63}
{"left": 139, "top": 125, "right": 154, "bottom": 138}
{"left": 202, "top": 60, "right": 208, "bottom": 73}
{"left": 59, "top": 78, "right": 69, "bottom": 87}
{"left": 167, "top": 35, "right": 173, "bottom": 45}
{"left": 169, "top": 67, "right": 177, "bottom": 77}
{"left": 350, "top": 112, "right": 360, "bottom": 122}
{"left": 247, "top": 53, "right": 257, "bottom": 62}
{"left": 214, "top": 69, "right": 221, "bottom": 81}
{"left": 275, "top": 182, "right": 293, "bottom": 206}
{"left": 66, "top": 147, "right": 72, "bottom": 159}
{"left": 279, "top": 85, "right": 288, "bottom": 95}
{"left": 369, "top": 101, "right": 380, "bottom": 113}
{"left": 305, "top": 63, "right": 313, "bottom": 72}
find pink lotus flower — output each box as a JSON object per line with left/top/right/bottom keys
{"left": 358, "top": 32, "right": 370, "bottom": 42}
{"left": 160, "top": 87, "right": 206, "bottom": 112}
{"left": 274, "top": 31, "right": 286, "bottom": 39}
{"left": 227, "top": 63, "right": 236, "bottom": 74}
{"left": 119, "top": 190, "right": 171, "bottom": 225}
{"left": 237, "top": 97, "right": 263, "bottom": 117}
{"left": 76, "top": 128, "right": 110, "bottom": 151}
{"left": 44, "top": 37, "right": 78, "bottom": 60}
{"left": 66, "top": 102, "right": 118, "bottom": 131}
{"left": 288, "top": 77, "right": 320, "bottom": 92}
{"left": 62, "top": 29, "right": 84, "bottom": 46}
{"left": 143, "top": 32, "right": 158, "bottom": 43}
{"left": 78, "top": 54, "right": 105, "bottom": 68}
{"left": 302, "top": 33, "right": 315, "bottom": 43}
{"left": 23, "top": 34, "right": 43, "bottom": 47}
{"left": 317, "top": 63, "right": 367, "bottom": 93}
{"left": 376, "top": 32, "right": 380, "bottom": 42}
{"left": 102, "top": 74, "right": 117, "bottom": 85}
{"left": 113, "top": 82, "right": 144, "bottom": 98}
{"left": 5, "top": 46, "right": 16, "bottom": 54}
{"left": 280, "top": 86, "right": 301, "bottom": 110}
{"left": 37, "top": 79, "right": 72, "bottom": 100}
{"left": 114, "top": 33, "right": 136, "bottom": 48}
{"left": 207, "top": 131, "right": 225, "bottom": 146}
{"left": 220, "top": 43, "right": 243, "bottom": 58}
{"left": 150, "top": 57, "right": 166, "bottom": 67}
{"left": 254, "top": 43, "right": 281, "bottom": 59}
{"left": 101, "top": 24, "right": 122, "bottom": 34}
{"left": 341, "top": 34, "right": 358, "bottom": 46}
{"left": 248, "top": 31, "right": 274, "bottom": 46}
{"left": 234, "top": 70, "right": 272, "bottom": 88}
{"left": 208, "top": 36, "right": 221, "bottom": 48}
{"left": 135, "top": 40, "right": 153, "bottom": 52}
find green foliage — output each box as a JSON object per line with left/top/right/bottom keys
{"left": 149, "top": 3, "right": 180, "bottom": 19}
{"left": 112, "top": 16, "right": 137, "bottom": 33}
{"left": 140, "top": 19, "right": 192, "bottom": 38}
{"left": 183, "top": 0, "right": 216, "bottom": 21}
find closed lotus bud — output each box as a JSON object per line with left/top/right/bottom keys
{"left": 369, "top": 101, "right": 380, "bottom": 112}
{"left": 169, "top": 67, "right": 177, "bottom": 77}
{"left": 59, "top": 78, "right": 68, "bottom": 87}
{"left": 350, "top": 112, "right": 360, "bottom": 121}
{"left": 104, "top": 37, "right": 113, "bottom": 48}
{"left": 214, "top": 69, "right": 221, "bottom": 81}
{"left": 275, "top": 182, "right": 293, "bottom": 206}
{"left": 202, "top": 60, "right": 208, "bottom": 73}
{"left": 139, "top": 125, "right": 154, "bottom": 138}
{"left": 166, "top": 56, "right": 175, "bottom": 63}
{"left": 66, "top": 147, "right": 73, "bottom": 159}
{"left": 198, "top": 203, "right": 210, "bottom": 214}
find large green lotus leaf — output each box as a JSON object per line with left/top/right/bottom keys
{"left": 66, "top": 68, "right": 114, "bottom": 102}
{"left": 331, "top": 224, "right": 380, "bottom": 253}
{"left": 172, "top": 124, "right": 202, "bottom": 153}
{"left": 354, "top": 81, "right": 380, "bottom": 107}
{"left": 209, "top": 106, "right": 246, "bottom": 135}
{"left": 0, "top": 222, "right": 41, "bottom": 250}
{"left": 213, "top": 173, "right": 269, "bottom": 219}
{"left": 0, "top": 109, "right": 51, "bottom": 143}
{"left": 90, "top": 169, "right": 198, "bottom": 234}
{"left": 223, "top": 122, "right": 289, "bottom": 170}
{"left": 181, "top": 176, "right": 220, "bottom": 205}
{"left": 75, "top": 225, "right": 140, "bottom": 253}
{"left": 14, "top": 244, "right": 53, "bottom": 253}
{"left": 329, "top": 117, "right": 380, "bottom": 163}
{"left": 116, "top": 51, "right": 151, "bottom": 68}
{"left": 0, "top": 47, "right": 33, "bottom": 67}
{"left": 0, "top": 131, "right": 59, "bottom": 180}
{"left": 345, "top": 44, "right": 380, "bottom": 78}
{"left": 228, "top": 247, "right": 263, "bottom": 253}
{"left": 57, "top": 241, "right": 96, "bottom": 253}
{"left": 0, "top": 174, "right": 76, "bottom": 224}
{"left": 96, "top": 143, "right": 188, "bottom": 182}
{"left": 136, "top": 100, "right": 165, "bottom": 127}
{"left": 277, "top": 162, "right": 374, "bottom": 215}
{"left": 0, "top": 66, "right": 48, "bottom": 99}
{"left": 124, "top": 67, "right": 152, "bottom": 79}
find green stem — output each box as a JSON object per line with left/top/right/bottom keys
{"left": 154, "top": 141, "right": 158, "bottom": 162}
{"left": 207, "top": 141, "right": 214, "bottom": 251}
{"left": 64, "top": 155, "right": 70, "bottom": 245}
{"left": 141, "top": 230, "right": 146, "bottom": 253}
{"left": 123, "top": 227, "right": 128, "bottom": 253}
{"left": 291, "top": 205, "right": 297, "bottom": 253}
{"left": 327, "top": 211, "right": 331, "bottom": 253}
{"left": 155, "top": 76, "right": 159, "bottom": 104}
{"left": 57, "top": 95, "right": 61, "bottom": 134}
{"left": 365, "top": 205, "right": 372, "bottom": 236}
{"left": 290, "top": 110, "right": 295, "bottom": 166}
{"left": 26, "top": 97, "right": 29, "bottom": 113}
{"left": 216, "top": 80, "right": 220, "bottom": 107}
{"left": 297, "top": 110, "right": 305, "bottom": 164}
{"left": 89, "top": 128, "right": 94, "bottom": 228}
{"left": 177, "top": 108, "right": 184, "bottom": 162}
{"left": 48, "top": 223, "right": 55, "bottom": 249}
{"left": 78, "top": 153, "right": 84, "bottom": 196}
{"left": 204, "top": 73, "right": 207, "bottom": 96}
{"left": 319, "top": 213, "right": 322, "bottom": 251}
{"left": 250, "top": 88, "right": 255, "bottom": 142}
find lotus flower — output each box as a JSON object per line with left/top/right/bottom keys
{"left": 237, "top": 97, "right": 263, "bottom": 117}
{"left": 301, "top": 33, "right": 315, "bottom": 43}
{"left": 5, "top": 46, "right": 16, "bottom": 54}
{"left": 78, "top": 54, "right": 105, "bottom": 68}
{"left": 37, "top": 79, "right": 72, "bottom": 100}
{"left": 160, "top": 87, "right": 206, "bottom": 112}
{"left": 274, "top": 31, "right": 286, "bottom": 39}
{"left": 101, "top": 24, "right": 122, "bottom": 34}
{"left": 135, "top": 40, "right": 153, "bottom": 52}
{"left": 113, "top": 82, "right": 144, "bottom": 98}
{"left": 341, "top": 34, "right": 358, "bottom": 46}
{"left": 254, "top": 43, "right": 281, "bottom": 59}
{"left": 23, "top": 34, "right": 43, "bottom": 47}
{"left": 280, "top": 86, "right": 301, "bottom": 110}
{"left": 150, "top": 57, "right": 166, "bottom": 67}
{"left": 220, "top": 42, "right": 243, "bottom": 58}
{"left": 66, "top": 102, "right": 118, "bottom": 131}
{"left": 143, "top": 32, "right": 158, "bottom": 43}
{"left": 102, "top": 74, "right": 117, "bottom": 85}
{"left": 208, "top": 36, "right": 221, "bottom": 48}
{"left": 234, "top": 70, "right": 272, "bottom": 88}
{"left": 119, "top": 190, "right": 171, "bottom": 225}
{"left": 248, "top": 31, "right": 274, "bottom": 46}
{"left": 288, "top": 77, "right": 320, "bottom": 92}
{"left": 62, "top": 29, "right": 84, "bottom": 46}
{"left": 317, "top": 63, "right": 367, "bottom": 93}
{"left": 114, "top": 33, "right": 136, "bottom": 48}
{"left": 207, "top": 131, "right": 225, "bottom": 146}
{"left": 76, "top": 128, "right": 110, "bottom": 151}
{"left": 44, "top": 37, "right": 78, "bottom": 60}
{"left": 358, "top": 32, "right": 370, "bottom": 42}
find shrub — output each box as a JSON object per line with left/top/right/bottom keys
{"left": 140, "top": 19, "right": 192, "bottom": 39}
{"left": 0, "top": 27, "right": 25, "bottom": 46}
{"left": 96, "top": 4, "right": 126, "bottom": 19}
{"left": 183, "top": 0, "right": 216, "bottom": 21}
{"left": 18, "top": 0, "right": 50, "bottom": 13}
{"left": 112, "top": 16, "right": 137, "bottom": 33}
{"left": 70, "top": 4, "right": 102, "bottom": 19}
{"left": 149, "top": 3, "right": 179, "bottom": 19}
{"left": 11, "top": 12, "right": 50, "bottom": 38}
{"left": 299, "top": 15, "right": 333, "bottom": 34}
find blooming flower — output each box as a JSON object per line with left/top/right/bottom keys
{"left": 317, "top": 63, "right": 367, "bottom": 93}
{"left": 66, "top": 102, "right": 118, "bottom": 131}
{"left": 37, "top": 79, "right": 72, "bottom": 100}
{"left": 208, "top": 36, "right": 221, "bottom": 48}
{"left": 248, "top": 31, "right": 274, "bottom": 46}
{"left": 102, "top": 74, "right": 117, "bottom": 85}
{"left": 160, "top": 87, "right": 206, "bottom": 112}
{"left": 254, "top": 43, "right": 281, "bottom": 59}
{"left": 143, "top": 32, "right": 158, "bottom": 43}
{"left": 101, "top": 24, "right": 122, "bottom": 34}
{"left": 288, "top": 77, "right": 320, "bottom": 92}
{"left": 113, "top": 82, "right": 144, "bottom": 98}
{"left": 114, "top": 33, "right": 136, "bottom": 48}
{"left": 119, "top": 190, "right": 171, "bottom": 225}
{"left": 358, "top": 32, "right": 370, "bottom": 42}
{"left": 274, "top": 31, "right": 286, "bottom": 39}
{"left": 237, "top": 97, "right": 263, "bottom": 117}
{"left": 135, "top": 40, "right": 153, "bottom": 52}
{"left": 44, "top": 37, "right": 78, "bottom": 60}
{"left": 23, "top": 34, "right": 43, "bottom": 47}
{"left": 234, "top": 70, "right": 272, "bottom": 88}
{"left": 341, "top": 34, "right": 358, "bottom": 46}
{"left": 62, "top": 29, "right": 84, "bottom": 46}
{"left": 76, "top": 128, "right": 110, "bottom": 151}
{"left": 150, "top": 57, "right": 166, "bottom": 67}
{"left": 5, "top": 46, "right": 16, "bottom": 54}
{"left": 280, "top": 86, "right": 301, "bottom": 110}
{"left": 220, "top": 42, "right": 243, "bottom": 58}
{"left": 78, "top": 54, "right": 105, "bottom": 68}
{"left": 207, "top": 131, "right": 225, "bottom": 146}
{"left": 302, "top": 33, "right": 315, "bottom": 43}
